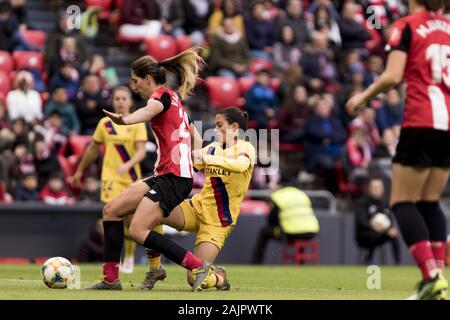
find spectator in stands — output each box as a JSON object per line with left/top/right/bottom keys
{"left": 276, "top": 63, "right": 305, "bottom": 105}
{"left": 11, "top": 0, "right": 27, "bottom": 31}
{"left": 77, "top": 175, "right": 100, "bottom": 203}
{"left": 208, "top": 17, "right": 250, "bottom": 79}
{"left": 34, "top": 111, "right": 67, "bottom": 154}
{"left": 373, "top": 127, "right": 397, "bottom": 160}
{"left": 38, "top": 171, "right": 71, "bottom": 205}
{"left": 376, "top": 88, "right": 404, "bottom": 134}
{"left": 304, "top": 97, "right": 346, "bottom": 190}
{"left": 273, "top": 24, "right": 302, "bottom": 75}
{"left": 349, "top": 107, "right": 381, "bottom": 151}
{"left": 208, "top": 0, "right": 244, "bottom": 35}
{"left": 45, "top": 11, "right": 86, "bottom": 75}
{"left": 7, "top": 71, "right": 43, "bottom": 125}
{"left": 252, "top": 185, "right": 319, "bottom": 264}
{"left": 14, "top": 172, "right": 39, "bottom": 201}
{"left": 119, "top": 0, "right": 162, "bottom": 39}
{"left": 244, "top": 0, "right": 276, "bottom": 59}
{"left": 183, "top": 0, "right": 214, "bottom": 42}
{"left": 0, "top": 99, "right": 8, "bottom": 129}
{"left": 7, "top": 141, "right": 34, "bottom": 192}
{"left": 51, "top": 36, "right": 81, "bottom": 78}
{"left": 338, "top": 2, "right": 372, "bottom": 52}
{"left": 44, "top": 86, "right": 80, "bottom": 136}
{"left": 342, "top": 127, "right": 371, "bottom": 185}
{"left": 363, "top": 55, "right": 384, "bottom": 88}
{"left": 309, "top": 3, "right": 341, "bottom": 48}
{"left": 157, "top": 0, "right": 185, "bottom": 36}
{"left": 32, "top": 139, "right": 61, "bottom": 189}
{"left": 245, "top": 69, "right": 278, "bottom": 129}
{"left": 74, "top": 75, "right": 110, "bottom": 135}
{"left": 306, "top": 0, "right": 340, "bottom": 21}
{"left": 75, "top": 218, "right": 104, "bottom": 262}
{"left": 277, "top": 0, "right": 310, "bottom": 46}
{"left": 279, "top": 84, "right": 308, "bottom": 144}
{"left": 356, "top": 176, "right": 401, "bottom": 265}
{"left": 49, "top": 61, "right": 80, "bottom": 101}
{"left": 0, "top": 1, "right": 35, "bottom": 52}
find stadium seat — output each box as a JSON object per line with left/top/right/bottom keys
{"left": 270, "top": 78, "right": 281, "bottom": 91}
{"left": 205, "top": 76, "right": 244, "bottom": 110}
{"left": 282, "top": 239, "right": 319, "bottom": 265}
{"left": 0, "top": 71, "right": 11, "bottom": 96}
{"left": 0, "top": 258, "right": 31, "bottom": 265}
{"left": 144, "top": 35, "right": 178, "bottom": 62}
{"left": 0, "top": 51, "right": 13, "bottom": 73}
{"left": 20, "top": 30, "right": 46, "bottom": 49}
{"left": 58, "top": 155, "right": 75, "bottom": 182}
{"left": 250, "top": 57, "right": 273, "bottom": 75}
{"left": 85, "top": 0, "right": 112, "bottom": 20}
{"left": 335, "top": 161, "right": 365, "bottom": 197}
{"left": 12, "top": 51, "right": 44, "bottom": 72}
{"left": 69, "top": 135, "right": 92, "bottom": 157}
{"left": 175, "top": 35, "right": 193, "bottom": 53}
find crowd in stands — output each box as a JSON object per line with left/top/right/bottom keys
{"left": 0, "top": 0, "right": 413, "bottom": 204}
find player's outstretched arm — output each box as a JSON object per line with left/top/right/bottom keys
{"left": 103, "top": 99, "right": 164, "bottom": 125}
{"left": 346, "top": 50, "right": 407, "bottom": 116}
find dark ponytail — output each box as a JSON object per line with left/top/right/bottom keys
{"left": 416, "top": 0, "right": 443, "bottom": 11}
{"left": 217, "top": 107, "right": 249, "bottom": 131}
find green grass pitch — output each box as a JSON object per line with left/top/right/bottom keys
{"left": 0, "top": 264, "right": 444, "bottom": 300}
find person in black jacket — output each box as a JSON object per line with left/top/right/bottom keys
{"left": 338, "top": 2, "right": 372, "bottom": 52}
{"left": 14, "top": 173, "right": 39, "bottom": 201}
{"left": 356, "top": 176, "right": 401, "bottom": 265}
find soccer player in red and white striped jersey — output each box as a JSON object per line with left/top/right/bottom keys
{"left": 347, "top": 0, "right": 450, "bottom": 300}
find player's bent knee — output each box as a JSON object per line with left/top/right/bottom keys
{"left": 103, "top": 202, "right": 117, "bottom": 220}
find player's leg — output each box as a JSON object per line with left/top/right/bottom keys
{"left": 390, "top": 164, "right": 446, "bottom": 299}
{"left": 129, "top": 196, "right": 213, "bottom": 292}
{"left": 122, "top": 215, "right": 136, "bottom": 273}
{"left": 86, "top": 181, "right": 151, "bottom": 289}
{"left": 417, "top": 167, "right": 450, "bottom": 272}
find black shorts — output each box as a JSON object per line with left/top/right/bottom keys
{"left": 393, "top": 128, "right": 450, "bottom": 167}
{"left": 142, "top": 174, "right": 193, "bottom": 217}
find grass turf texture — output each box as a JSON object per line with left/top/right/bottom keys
{"left": 0, "top": 264, "right": 445, "bottom": 300}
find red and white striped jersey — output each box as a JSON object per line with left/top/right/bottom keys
{"left": 387, "top": 11, "right": 450, "bottom": 131}
{"left": 148, "top": 87, "right": 193, "bottom": 178}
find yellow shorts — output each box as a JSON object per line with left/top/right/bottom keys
{"left": 179, "top": 200, "right": 234, "bottom": 250}
{"left": 100, "top": 180, "right": 130, "bottom": 204}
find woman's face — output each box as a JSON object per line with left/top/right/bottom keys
{"left": 131, "top": 72, "right": 153, "bottom": 100}
{"left": 112, "top": 89, "right": 132, "bottom": 115}
{"left": 214, "top": 114, "right": 237, "bottom": 144}
{"left": 281, "top": 26, "right": 294, "bottom": 44}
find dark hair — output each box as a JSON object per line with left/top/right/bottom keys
{"left": 444, "top": 0, "right": 450, "bottom": 13}
{"left": 217, "top": 107, "right": 249, "bottom": 131}
{"left": 416, "top": 0, "right": 443, "bottom": 11}
{"left": 111, "top": 86, "right": 132, "bottom": 99}
{"left": 131, "top": 47, "right": 205, "bottom": 100}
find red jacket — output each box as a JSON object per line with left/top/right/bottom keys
{"left": 39, "top": 184, "right": 69, "bottom": 205}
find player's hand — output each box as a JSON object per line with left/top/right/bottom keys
{"left": 103, "top": 109, "right": 127, "bottom": 125}
{"left": 69, "top": 171, "right": 82, "bottom": 189}
{"left": 117, "top": 163, "right": 130, "bottom": 175}
{"left": 346, "top": 92, "right": 366, "bottom": 117}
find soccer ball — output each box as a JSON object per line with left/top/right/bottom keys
{"left": 41, "top": 257, "right": 74, "bottom": 289}
{"left": 370, "top": 213, "right": 391, "bottom": 232}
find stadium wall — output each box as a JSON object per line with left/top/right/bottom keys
{"left": 2, "top": 203, "right": 447, "bottom": 265}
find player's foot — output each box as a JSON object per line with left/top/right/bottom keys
{"left": 213, "top": 266, "right": 230, "bottom": 291}
{"left": 191, "top": 261, "right": 214, "bottom": 292}
{"left": 416, "top": 272, "right": 448, "bottom": 300}
{"left": 85, "top": 278, "right": 123, "bottom": 290}
{"left": 121, "top": 256, "right": 134, "bottom": 274}
{"left": 140, "top": 266, "right": 167, "bottom": 290}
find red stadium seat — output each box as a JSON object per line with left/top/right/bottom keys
{"left": 250, "top": 57, "right": 273, "bottom": 75}
{"left": 85, "top": 0, "right": 112, "bottom": 20}
{"left": 0, "top": 71, "right": 11, "bottom": 96}
{"left": 20, "top": 30, "right": 46, "bottom": 49}
{"left": 240, "top": 199, "right": 271, "bottom": 215}
{"left": 238, "top": 76, "right": 255, "bottom": 94}
{"left": 69, "top": 135, "right": 92, "bottom": 157}
{"left": 0, "top": 51, "right": 13, "bottom": 73}
{"left": 144, "top": 35, "right": 178, "bottom": 62}
{"left": 270, "top": 78, "right": 281, "bottom": 91}
{"left": 0, "top": 258, "right": 31, "bottom": 265}
{"left": 58, "top": 155, "right": 75, "bottom": 179}
{"left": 12, "top": 51, "right": 44, "bottom": 72}
{"left": 205, "top": 76, "right": 244, "bottom": 110}
{"left": 283, "top": 239, "right": 319, "bottom": 264}
{"left": 175, "top": 35, "right": 193, "bottom": 53}
{"left": 335, "top": 161, "right": 365, "bottom": 197}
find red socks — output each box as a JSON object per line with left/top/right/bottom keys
{"left": 410, "top": 240, "right": 438, "bottom": 280}
{"left": 431, "top": 241, "right": 447, "bottom": 271}
{"left": 181, "top": 251, "right": 203, "bottom": 270}
{"left": 103, "top": 262, "right": 119, "bottom": 283}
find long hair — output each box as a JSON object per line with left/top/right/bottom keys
{"left": 415, "top": 0, "right": 443, "bottom": 11}
{"left": 131, "top": 47, "right": 205, "bottom": 100}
